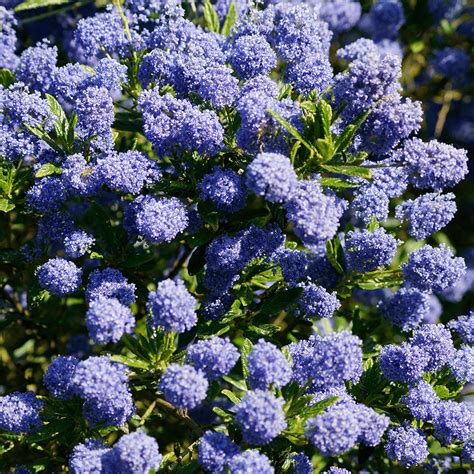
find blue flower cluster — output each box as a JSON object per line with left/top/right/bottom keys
{"left": 0, "top": 0, "right": 472, "bottom": 471}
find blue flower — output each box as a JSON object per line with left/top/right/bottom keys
{"left": 36, "top": 258, "right": 82, "bottom": 296}
{"left": 159, "top": 364, "right": 208, "bottom": 409}
{"left": 147, "top": 279, "right": 197, "bottom": 333}
{"left": 235, "top": 390, "right": 286, "bottom": 445}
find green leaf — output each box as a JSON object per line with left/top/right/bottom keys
{"left": 202, "top": 0, "right": 220, "bottom": 33}
{"left": 35, "top": 162, "right": 62, "bottom": 178}
{"left": 220, "top": 0, "right": 237, "bottom": 36}
{"left": 434, "top": 385, "right": 450, "bottom": 400}
{"left": 15, "top": 0, "right": 71, "bottom": 11}
{"left": 110, "top": 355, "right": 150, "bottom": 370}
{"left": 0, "top": 198, "right": 15, "bottom": 213}
{"left": 212, "top": 406, "right": 233, "bottom": 422}
{"left": 354, "top": 269, "right": 403, "bottom": 290}
{"left": 46, "top": 94, "right": 67, "bottom": 124}
{"left": 240, "top": 338, "right": 253, "bottom": 379}
{"left": 299, "top": 396, "right": 339, "bottom": 421}
{"left": 247, "top": 324, "right": 281, "bottom": 336}
{"left": 221, "top": 389, "right": 241, "bottom": 405}
{"left": 0, "top": 249, "right": 25, "bottom": 265}
{"left": 260, "top": 286, "right": 303, "bottom": 315}
{"left": 317, "top": 99, "right": 332, "bottom": 138}
{"left": 315, "top": 138, "right": 334, "bottom": 161}
{"left": 321, "top": 164, "right": 371, "bottom": 180}
{"left": 334, "top": 108, "right": 371, "bottom": 154}
{"left": 267, "top": 109, "right": 316, "bottom": 155}
{"left": 326, "top": 236, "right": 345, "bottom": 275}
{"left": 319, "top": 177, "right": 360, "bottom": 190}
{"left": 222, "top": 375, "right": 248, "bottom": 391}
{"left": 0, "top": 69, "right": 15, "bottom": 88}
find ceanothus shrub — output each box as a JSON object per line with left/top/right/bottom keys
{"left": 0, "top": 0, "right": 472, "bottom": 472}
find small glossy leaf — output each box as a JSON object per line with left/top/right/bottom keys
{"left": 15, "top": 0, "right": 71, "bottom": 11}
{"left": 35, "top": 162, "right": 62, "bottom": 178}
{"left": 0, "top": 198, "right": 15, "bottom": 213}
{"left": 221, "top": 0, "right": 237, "bottom": 36}
{"left": 203, "top": 0, "right": 220, "bottom": 33}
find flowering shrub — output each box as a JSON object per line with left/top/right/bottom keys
{"left": 0, "top": 0, "right": 473, "bottom": 472}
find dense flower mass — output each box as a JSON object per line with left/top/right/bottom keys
{"left": 0, "top": 0, "right": 472, "bottom": 472}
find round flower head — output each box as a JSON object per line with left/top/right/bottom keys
{"left": 0, "top": 391, "right": 43, "bottom": 433}
{"left": 198, "top": 431, "right": 240, "bottom": 473}
{"left": 199, "top": 167, "right": 247, "bottom": 213}
{"left": 379, "top": 287, "right": 431, "bottom": 332}
{"left": 350, "top": 185, "right": 389, "bottom": 225}
{"left": 385, "top": 425, "right": 428, "bottom": 467}
{"left": 462, "top": 440, "right": 474, "bottom": 464}
{"left": 227, "top": 34, "right": 277, "bottom": 80}
{"left": 410, "top": 324, "right": 455, "bottom": 372}
{"left": 69, "top": 439, "right": 111, "bottom": 474}
{"left": 319, "top": 0, "right": 361, "bottom": 33}
{"left": 15, "top": 39, "right": 58, "bottom": 93}
{"left": 447, "top": 313, "right": 474, "bottom": 344}
{"left": 291, "top": 453, "right": 313, "bottom": 474}
{"left": 235, "top": 390, "right": 287, "bottom": 445}
{"left": 395, "top": 193, "right": 456, "bottom": 241}
{"left": 26, "top": 177, "right": 68, "bottom": 213}
{"left": 289, "top": 332, "right": 362, "bottom": 390}
{"left": 64, "top": 230, "right": 95, "bottom": 259}
{"left": 159, "top": 364, "right": 208, "bottom": 410}
{"left": 402, "top": 244, "right": 466, "bottom": 293}
{"left": 432, "top": 47, "right": 470, "bottom": 79}
{"left": 85, "top": 268, "right": 136, "bottom": 306}
{"left": 228, "top": 450, "right": 274, "bottom": 474}
{"left": 36, "top": 258, "right": 82, "bottom": 296}
{"left": 305, "top": 401, "right": 360, "bottom": 456}
{"left": 285, "top": 180, "right": 346, "bottom": 248}
{"left": 106, "top": 430, "right": 162, "bottom": 473}
{"left": 75, "top": 86, "right": 114, "bottom": 152}
{"left": 86, "top": 296, "right": 135, "bottom": 345}
{"left": 433, "top": 401, "right": 474, "bottom": 444}
{"left": 61, "top": 154, "right": 102, "bottom": 197}
{"left": 127, "top": 195, "right": 189, "bottom": 244}
{"left": 147, "top": 279, "right": 197, "bottom": 333}
{"left": 355, "top": 404, "right": 390, "bottom": 447}
{"left": 71, "top": 356, "right": 134, "bottom": 427}
{"left": 295, "top": 282, "right": 341, "bottom": 320}
{"left": 369, "top": 0, "right": 405, "bottom": 39}
{"left": 186, "top": 336, "right": 239, "bottom": 381}
{"left": 98, "top": 151, "right": 161, "bottom": 195}
{"left": 379, "top": 343, "right": 429, "bottom": 383}
{"left": 246, "top": 339, "right": 292, "bottom": 390}
{"left": 449, "top": 345, "right": 474, "bottom": 383}
{"left": 44, "top": 356, "right": 80, "bottom": 399}
{"left": 401, "top": 380, "right": 440, "bottom": 421}
{"left": 344, "top": 227, "right": 399, "bottom": 273}
{"left": 246, "top": 152, "right": 298, "bottom": 204}
{"left": 286, "top": 53, "right": 333, "bottom": 96}
{"left": 395, "top": 138, "right": 468, "bottom": 191}
{"left": 322, "top": 468, "right": 351, "bottom": 474}
{"left": 139, "top": 90, "right": 224, "bottom": 156}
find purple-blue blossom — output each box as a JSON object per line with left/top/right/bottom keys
{"left": 86, "top": 296, "right": 135, "bottom": 345}
{"left": 36, "top": 258, "right": 82, "bottom": 296}
{"left": 235, "top": 390, "right": 286, "bottom": 445}
{"left": 159, "top": 364, "right": 208, "bottom": 409}
{"left": 147, "top": 278, "right": 197, "bottom": 333}
{"left": 246, "top": 339, "right": 292, "bottom": 390}
{"left": 186, "top": 336, "right": 239, "bottom": 381}
{"left": 345, "top": 227, "right": 399, "bottom": 273}
{"left": 402, "top": 244, "right": 466, "bottom": 293}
